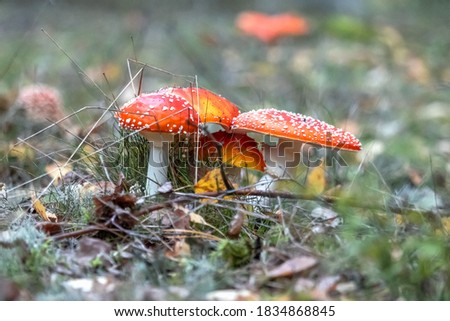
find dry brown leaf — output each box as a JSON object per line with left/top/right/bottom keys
{"left": 274, "top": 209, "right": 284, "bottom": 223}
{"left": 310, "top": 275, "right": 341, "bottom": 300}
{"left": 0, "top": 277, "right": 20, "bottom": 301}
{"left": 35, "top": 222, "right": 63, "bottom": 235}
{"left": 165, "top": 239, "right": 191, "bottom": 259}
{"left": 173, "top": 206, "right": 225, "bottom": 237}
{"left": 32, "top": 196, "right": 58, "bottom": 222}
{"left": 228, "top": 209, "right": 245, "bottom": 238}
{"left": 189, "top": 212, "right": 206, "bottom": 225}
{"left": 76, "top": 237, "right": 112, "bottom": 268}
{"left": 267, "top": 256, "right": 318, "bottom": 278}
{"left": 93, "top": 191, "right": 137, "bottom": 228}
{"left": 172, "top": 207, "right": 191, "bottom": 230}
{"left": 189, "top": 212, "right": 217, "bottom": 231}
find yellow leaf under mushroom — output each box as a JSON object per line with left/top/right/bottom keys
{"left": 306, "top": 160, "right": 326, "bottom": 196}
{"left": 194, "top": 168, "right": 237, "bottom": 203}
{"left": 194, "top": 168, "right": 228, "bottom": 194}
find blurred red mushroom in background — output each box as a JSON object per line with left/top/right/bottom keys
{"left": 16, "top": 84, "right": 66, "bottom": 125}
{"left": 235, "top": 11, "right": 309, "bottom": 44}
{"left": 10, "top": 83, "right": 78, "bottom": 139}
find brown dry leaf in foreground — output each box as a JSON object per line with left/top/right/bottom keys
{"left": 35, "top": 222, "right": 63, "bottom": 235}
{"left": 165, "top": 239, "right": 191, "bottom": 259}
{"left": 75, "top": 237, "right": 112, "bottom": 268}
{"left": 32, "top": 196, "right": 58, "bottom": 222}
{"left": 267, "top": 256, "right": 318, "bottom": 278}
{"left": 0, "top": 277, "right": 21, "bottom": 301}
{"left": 228, "top": 209, "right": 245, "bottom": 238}
{"left": 310, "top": 275, "right": 341, "bottom": 300}
{"left": 93, "top": 190, "right": 137, "bottom": 228}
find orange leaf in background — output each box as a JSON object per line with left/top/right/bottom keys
{"left": 199, "top": 132, "right": 265, "bottom": 171}
{"left": 236, "top": 11, "right": 309, "bottom": 44}
{"left": 159, "top": 87, "right": 240, "bottom": 129}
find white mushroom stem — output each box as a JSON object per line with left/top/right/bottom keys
{"left": 252, "top": 139, "right": 310, "bottom": 208}
{"left": 141, "top": 132, "right": 174, "bottom": 195}
{"left": 262, "top": 138, "right": 308, "bottom": 179}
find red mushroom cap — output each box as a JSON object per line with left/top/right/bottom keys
{"left": 115, "top": 92, "right": 199, "bottom": 134}
{"left": 158, "top": 87, "right": 240, "bottom": 129}
{"left": 231, "top": 108, "right": 362, "bottom": 151}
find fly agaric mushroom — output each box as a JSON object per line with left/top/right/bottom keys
{"left": 115, "top": 91, "right": 199, "bottom": 195}
{"left": 236, "top": 11, "right": 309, "bottom": 45}
{"left": 231, "top": 108, "right": 361, "bottom": 151}
{"left": 158, "top": 87, "right": 240, "bottom": 129}
{"left": 115, "top": 87, "right": 241, "bottom": 195}
{"left": 230, "top": 108, "right": 361, "bottom": 197}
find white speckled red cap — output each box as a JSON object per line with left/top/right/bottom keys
{"left": 231, "top": 108, "right": 362, "bottom": 151}
{"left": 157, "top": 87, "right": 240, "bottom": 129}
{"left": 115, "top": 92, "right": 199, "bottom": 134}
